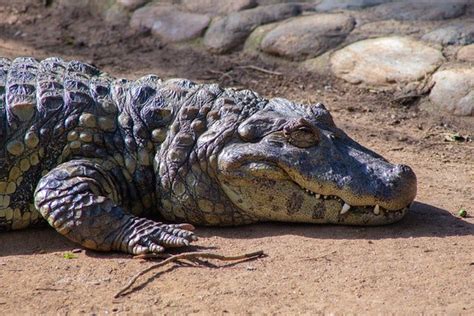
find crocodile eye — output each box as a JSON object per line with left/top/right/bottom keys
{"left": 283, "top": 118, "right": 320, "bottom": 148}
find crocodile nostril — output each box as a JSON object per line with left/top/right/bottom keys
{"left": 394, "top": 164, "right": 415, "bottom": 177}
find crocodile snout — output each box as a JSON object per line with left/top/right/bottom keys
{"left": 395, "top": 164, "right": 417, "bottom": 202}
{"left": 382, "top": 164, "right": 417, "bottom": 210}
{"left": 394, "top": 164, "right": 415, "bottom": 178}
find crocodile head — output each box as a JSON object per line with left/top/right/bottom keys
{"left": 216, "top": 98, "right": 417, "bottom": 225}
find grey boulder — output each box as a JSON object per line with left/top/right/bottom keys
{"left": 204, "top": 4, "right": 302, "bottom": 53}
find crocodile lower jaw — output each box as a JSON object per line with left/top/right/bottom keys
{"left": 299, "top": 186, "right": 408, "bottom": 216}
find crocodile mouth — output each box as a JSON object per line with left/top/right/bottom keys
{"left": 296, "top": 184, "right": 410, "bottom": 216}
{"left": 220, "top": 160, "right": 412, "bottom": 224}
{"left": 240, "top": 161, "right": 411, "bottom": 215}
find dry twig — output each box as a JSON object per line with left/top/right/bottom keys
{"left": 114, "top": 250, "right": 265, "bottom": 298}
{"left": 204, "top": 69, "right": 234, "bottom": 82}
{"left": 237, "top": 65, "right": 282, "bottom": 76}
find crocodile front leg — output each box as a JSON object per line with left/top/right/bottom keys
{"left": 34, "top": 159, "right": 196, "bottom": 254}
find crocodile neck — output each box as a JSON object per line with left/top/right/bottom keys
{"left": 145, "top": 81, "right": 268, "bottom": 225}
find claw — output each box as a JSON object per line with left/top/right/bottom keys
{"left": 124, "top": 218, "right": 197, "bottom": 254}
{"left": 162, "top": 236, "right": 191, "bottom": 248}
{"left": 133, "top": 245, "right": 148, "bottom": 255}
{"left": 149, "top": 243, "right": 165, "bottom": 253}
{"left": 132, "top": 244, "right": 164, "bottom": 255}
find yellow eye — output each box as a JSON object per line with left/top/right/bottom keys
{"left": 283, "top": 119, "right": 320, "bottom": 148}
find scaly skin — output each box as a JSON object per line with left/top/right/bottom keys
{"left": 0, "top": 57, "right": 417, "bottom": 254}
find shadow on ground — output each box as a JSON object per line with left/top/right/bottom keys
{"left": 0, "top": 228, "right": 74, "bottom": 257}
{"left": 197, "top": 201, "right": 474, "bottom": 240}
{"left": 0, "top": 201, "right": 471, "bottom": 257}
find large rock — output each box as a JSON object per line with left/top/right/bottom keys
{"left": 422, "top": 23, "right": 474, "bottom": 46}
{"left": 429, "top": 68, "right": 474, "bottom": 116}
{"left": 130, "top": 5, "right": 174, "bottom": 30}
{"left": 260, "top": 14, "right": 355, "bottom": 60}
{"left": 315, "top": 0, "right": 391, "bottom": 11}
{"left": 117, "top": 0, "right": 149, "bottom": 11}
{"left": 151, "top": 11, "right": 210, "bottom": 42}
{"left": 330, "top": 36, "right": 445, "bottom": 87}
{"left": 203, "top": 4, "right": 302, "bottom": 53}
{"left": 257, "top": 0, "right": 311, "bottom": 4}
{"left": 368, "top": 1, "right": 467, "bottom": 21}
{"left": 300, "top": 51, "right": 332, "bottom": 76}
{"left": 130, "top": 5, "right": 210, "bottom": 42}
{"left": 457, "top": 44, "right": 474, "bottom": 62}
{"left": 181, "top": 0, "right": 257, "bottom": 17}
{"left": 347, "top": 20, "right": 427, "bottom": 42}
{"left": 244, "top": 23, "right": 280, "bottom": 52}
{"left": 57, "top": 0, "right": 113, "bottom": 14}
{"left": 104, "top": 4, "right": 129, "bottom": 25}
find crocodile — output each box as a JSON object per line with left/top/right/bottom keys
{"left": 0, "top": 57, "right": 417, "bottom": 254}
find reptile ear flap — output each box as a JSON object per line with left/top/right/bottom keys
{"left": 307, "top": 102, "right": 326, "bottom": 116}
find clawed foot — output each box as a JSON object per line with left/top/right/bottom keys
{"left": 123, "top": 218, "right": 198, "bottom": 255}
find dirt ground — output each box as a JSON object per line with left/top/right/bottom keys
{"left": 0, "top": 1, "right": 473, "bottom": 314}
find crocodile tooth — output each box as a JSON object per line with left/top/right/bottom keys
{"left": 340, "top": 203, "right": 350, "bottom": 214}
{"left": 315, "top": 194, "right": 321, "bottom": 199}
{"left": 373, "top": 204, "right": 380, "bottom": 215}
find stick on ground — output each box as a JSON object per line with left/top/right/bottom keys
{"left": 237, "top": 65, "right": 283, "bottom": 76}
{"left": 115, "top": 250, "right": 265, "bottom": 298}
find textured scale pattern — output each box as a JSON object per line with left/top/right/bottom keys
{"left": 0, "top": 57, "right": 266, "bottom": 253}
{"left": 0, "top": 57, "right": 123, "bottom": 230}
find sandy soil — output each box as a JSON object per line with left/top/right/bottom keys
{"left": 0, "top": 1, "right": 473, "bottom": 314}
